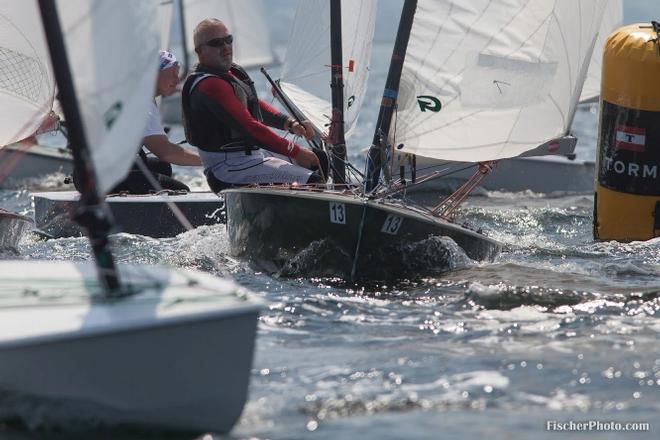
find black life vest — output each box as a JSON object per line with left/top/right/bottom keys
{"left": 182, "top": 63, "right": 263, "bottom": 152}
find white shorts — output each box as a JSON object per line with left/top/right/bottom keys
{"left": 199, "top": 149, "right": 312, "bottom": 185}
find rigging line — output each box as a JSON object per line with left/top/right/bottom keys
{"left": 133, "top": 155, "right": 194, "bottom": 231}
{"left": 350, "top": 201, "right": 369, "bottom": 282}
{"left": 375, "top": 163, "right": 478, "bottom": 200}
{"left": 280, "top": 67, "right": 334, "bottom": 82}
{"left": 431, "top": 167, "right": 488, "bottom": 217}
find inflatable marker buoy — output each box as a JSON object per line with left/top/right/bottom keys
{"left": 594, "top": 22, "right": 660, "bottom": 241}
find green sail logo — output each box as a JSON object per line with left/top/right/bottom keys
{"left": 417, "top": 95, "right": 441, "bottom": 112}
{"left": 347, "top": 95, "right": 355, "bottom": 108}
{"left": 104, "top": 102, "right": 123, "bottom": 129}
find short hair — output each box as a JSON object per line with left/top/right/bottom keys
{"left": 193, "top": 18, "right": 226, "bottom": 49}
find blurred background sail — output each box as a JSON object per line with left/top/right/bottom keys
{"left": 579, "top": 0, "right": 624, "bottom": 103}
{"left": 279, "top": 0, "right": 376, "bottom": 138}
{"left": 181, "top": 0, "right": 274, "bottom": 69}
{"left": 158, "top": 0, "right": 174, "bottom": 49}
{"left": 0, "top": 0, "right": 55, "bottom": 147}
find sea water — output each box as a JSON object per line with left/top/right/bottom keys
{"left": 1, "top": 1, "right": 658, "bottom": 439}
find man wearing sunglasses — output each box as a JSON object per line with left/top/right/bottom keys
{"left": 181, "top": 18, "right": 326, "bottom": 192}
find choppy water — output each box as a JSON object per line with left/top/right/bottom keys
{"left": 2, "top": 2, "right": 659, "bottom": 439}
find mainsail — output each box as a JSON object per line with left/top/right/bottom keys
{"left": 579, "top": 0, "right": 623, "bottom": 103}
{"left": 182, "top": 0, "right": 274, "bottom": 69}
{"left": 0, "top": 0, "right": 55, "bottom": 147}
{"left": 279, "top": 0, "right": 376, "bottom": 137}
{"left": 392, "top": 0, "right": 608, "bottom": 163}
{"left": 159, "top": 0, "right": 174, "bottom": 49}
{"left": 55, "top": 0, "right": 160, "bottom": 195}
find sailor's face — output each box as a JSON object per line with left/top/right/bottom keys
{"left": 157, "top": 65, "right": 180, "bottom": 97}
{"left": 199, "top": 24, "right": 233, "bottom": 71}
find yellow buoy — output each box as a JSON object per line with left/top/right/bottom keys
{"left": 594, "top": 22, "right": 660, "bottom": 241}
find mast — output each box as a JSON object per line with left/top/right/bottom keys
{"left": 364, "top": 0, "right": 417, "bottom": 192}
{"left": 178, "top": 0, "right": 190, "bottom": 77}
{"left": 38, "top": 0, "right": 120, "bottom": 292}
{"left": 328, "top": 0, "right": 346, "bottom": 184}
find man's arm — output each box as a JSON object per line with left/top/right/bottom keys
{"left": 260, "top": 100, "right": 314, "bottom": 140}
{"left": 143, "top": 135, "right": 202, "bottom": 166}
{"left": 196, "top": 78, "right": 319, "bottom": 170}
{"left": 259, "top": 100, "right": 288, "bottom": 130}
{"left": 196, "top": 78, "right": 301, "bottom": 157}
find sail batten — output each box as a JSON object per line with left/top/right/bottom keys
{"left": 393, "top": 0, "right": 608, "bottom": 163}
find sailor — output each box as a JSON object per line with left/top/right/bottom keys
{"left": 181, "top": 18, "right": 327, "bottom": 192}
{"left": 73, "top": 50, "right": 201, "bottom": 194}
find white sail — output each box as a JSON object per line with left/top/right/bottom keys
{"left": 182, "top": 0, "right": 274, "bottom": 68}
{"left": 279, "top": 0, "right": 376, "bottom": 138}
{"left": 0, "top": 0, "right": 55, "bottom": 147}
{"left": 159, "top": 0, "right": 175, "bottom": 49}
{"left": 55, "top": 0, "right": 160, "bottom": 195}
{"left": 579, "top": 0, "right": 623, "bottom": 103}
{"left": 394, "top": 0, "right": 608, "bottom": 163}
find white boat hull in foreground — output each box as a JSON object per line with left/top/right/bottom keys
{"left": 0, "top": 261, "right": 261, "bottom": 434}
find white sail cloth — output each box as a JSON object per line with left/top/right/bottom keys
{"left": 0, "top": 0, "right": 55, "bottom": 147}
{"left": 394, "top": 0, "right": 608, "bottom": 162}
{"left": 279, "top": 0, "right": 376, "bottom": 137}
{"left": 158, "top": 0, "right": 174, "bottom": 49}
{"left": 55, "top": 0, "right": 160, "bottom": 195}
{"left": 182, "top": 0, "right": 274, "bottom": 68}
{"left": 579, "top": 0, "right": 623, "bottom": 103}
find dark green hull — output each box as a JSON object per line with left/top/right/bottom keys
{"left": 224, "top": 188, "right": 500, "bottom": 281}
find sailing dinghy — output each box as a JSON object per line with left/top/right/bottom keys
{"left": 223, "top": 0, "right": 608, "bottom": 281}
{"left": 0, "top": 0, "right": 260, "bottom": 433}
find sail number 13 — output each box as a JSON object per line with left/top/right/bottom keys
{"left": 381, "top": 214, "right": 403, "bottom": 235}
{"left": 329, "top": 202, "right": 346, "bottom": 224}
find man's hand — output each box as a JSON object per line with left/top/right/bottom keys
{"left": 293, "top": 147, "right": 320, "bottom": 170}
{"left": 290, "top": 120, "right": 314, "bottom": 140}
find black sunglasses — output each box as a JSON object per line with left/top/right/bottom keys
{"left": 202, "top": 35, "right": 234, "bottom": 48}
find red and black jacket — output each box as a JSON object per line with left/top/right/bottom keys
{"left": 182, "top": 63, "right": 300, "bottom": 157}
